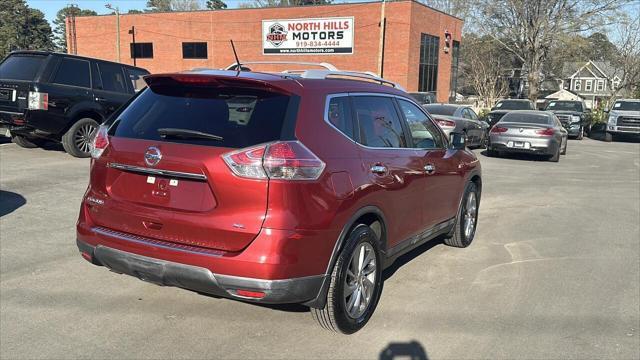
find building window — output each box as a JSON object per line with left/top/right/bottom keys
{"left": 131, "top": 43, "right": 153, "bottom": 59}
{"left": 597, "top": 79, "right": 605, "bottom": 92}
{"left": 182, "top": 42, "right": 208, "bottom": 59}
{"left": 585, "top": 80, "right": 593, "bottom": 91}
{"left": 449, "top": 40, "right": 460, "bottom": 102}
{"left": 574, "top": 80, "right": 581, "bottom": 91}
{"left": 418, "top": 33, "right": 439, "bottom": 93}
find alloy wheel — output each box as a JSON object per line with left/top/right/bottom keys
{"left": 464, "top": 192, "right": 477, "bottom": 239}
{"left": 343, "top": 242, "right": 377, "bottom": 319}
{"left": 74, "top": 123, "right": 96, "bottom": 154}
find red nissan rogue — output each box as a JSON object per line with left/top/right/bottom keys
{"left": 76, "top": 66, "right": 482, "bottom": 334}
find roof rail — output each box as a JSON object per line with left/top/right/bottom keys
{"left": 224, "top": 61, "right": 337, "bottom": 71}
{"left": 296, "top": 70, "right": 406, "bottom": 91}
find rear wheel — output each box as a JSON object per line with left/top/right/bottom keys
{"left": 549, "top": 145, "right": 560, "bottom": 162}
{"left": 561, "top": 139, "right": 567, "bottom": 155}
{"left": 311, "top": 225, "right": 383, "bottom": 334}
{"left": 62, "top": 118, "right": 99, "bottom": 158}
{"left": 11, "top": 134, "right": 45, "bottom": 149}
{"left": 445, "top": 182, "right": 479, "bottom": 248}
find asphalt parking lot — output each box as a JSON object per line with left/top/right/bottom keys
{"left": 1, "top": 136, "right": 639, "bottom": 359}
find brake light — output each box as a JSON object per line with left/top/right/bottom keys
{"left": 491, "top": 126, "right": 508, "bottom": 133}
{"left": 90, "top": 125, "right": 109, "bottom": 159}
{"left": 535, "top": 128, "right": 555, "bottom": 136}
{"left": 436, "top": 119, "right": 456, "bottom": 128}
{"left": 28, "top": 91, "right": 48, "bottom": 110}
{"left": 222, "top": 140, "right": 325, "bottom": 181}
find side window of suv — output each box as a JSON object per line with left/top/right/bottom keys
{"left": 98, "top": 62, "right": 127, "bottom": 93}
{"left": 53, "top": 58, "right": 90, "bottom": 88}
{"left": 126, "top": 68, "right": 149, "bottom": 92}
{"left": 326, "top": 96, "right": 354, "bottom": 140}
{"left": 397, "top": 99, "right": 444, "bottom": 149}
{"left": 352, "top": 96, "right": 407, "bottom": 148}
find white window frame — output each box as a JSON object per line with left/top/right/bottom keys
{"left": 585, "top": 80, "right": 593, "bottom": 91}
{"left": 574, "top": 80, "right": 582, "bottom": 91}
{"left": 596, "top": 79, "right": 605, "bottom": 92}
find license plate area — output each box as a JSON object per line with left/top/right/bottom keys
{"left": 507, "top": 141, "right": 530, "bottom": 149}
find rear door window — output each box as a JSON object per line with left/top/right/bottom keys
{"left": 352, "top": 96, "right": 407, "bottom": 148}
{"left": 126, "top": 68, "right": 149, "bottom": 92}
{"left": 326, "top": 96, "right": 354, "bottom": 140}
{"left": 97, "top": 62, "right": 127, "bottom": 93}
{"left": 52, "top": 58, "right": 90, "bottom": 88}
{"left": 111, "top": 86, "right": 291, "bottom": 149}
{"left": 0, "top": 55, "right": 46, "bottom": 81}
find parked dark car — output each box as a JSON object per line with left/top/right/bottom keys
{"left": 409, "top": 92, "right": 436, "bottom": 106}
{"left": 77, "top": 67, "right": 482, "bottom": 334}
{"left": 544, "top": 100, "right": 590, "bottom": 139}
{"left": 423, "top": 104, "right": 488, "bottom": 147}
{"left": 0, "top": 51, "right": 149, "bottom": 157}
{"left": 488, "top": 110, "right": 568, "bottom": 162}
{"left": 486, "top": 99, "right": 536, "bottom": 127}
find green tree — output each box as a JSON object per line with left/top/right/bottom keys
{"left": 52, "top": 6, "right": 97, "bottom": 52}
{"left": 0, "top": 0, "right": 53, "bottom": 59}
{"left": 206, "top": 0, "right": 227, "bottom": 9}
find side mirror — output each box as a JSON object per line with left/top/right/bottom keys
{"left": 449, "top": 132, "right": 466, "bottom": 150}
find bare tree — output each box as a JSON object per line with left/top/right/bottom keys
{"left": 608, "top": 11, "right": 640, "bottom": 101}
{"left": 463, "top": 37, "right": 510, "bottom": 108}
{"left": 477, "top": 0, "right": 629, "bottom": 102}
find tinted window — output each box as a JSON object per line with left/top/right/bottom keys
{"left": 112, "top": 86, "right": 290, "bottom": 149}
{"left": 98, "top": 62, "right": 127, "bottom": 93}
{"left": 545, "top": 101, "right": 583, "bottom": 112}
{"left": 326, "top": 96, "right": 354, "bottom": 140}
{"left": 612, "top": 101, "right": 640, "bottom": 111}
{"left": 500, "top": 112, "right": 552, "bottom": 125}
{"left": 182, "top": 42, "right": 208, "bottom": 59}
{"left": 126, "top": 68, "right": 148, "bottom": 92}
{"left": 131, "top": 43, "right": 153, "bottom": 59}
{"left": 398, "top": 99, "right": 444, "bottom": 149}
{"left": 0, "top": 55, "right": 46, "bottom": 80}
{"left": 52, "top": 58, "right": 90, "bottom": 88}
{"left": 353, "top": 96, "right": 407, "bottom": 148}
{"left": 494, "top": 100, "right": 534, "bottom": 110}
{"left": 424, "top": 104, "right": 457, "bottom": 116}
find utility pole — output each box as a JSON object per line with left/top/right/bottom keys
{"left": 128, "top": 26, "right": 136, "bottom": 66}
{"left": 105, "top": 4, "right": 121, "bottom": 63}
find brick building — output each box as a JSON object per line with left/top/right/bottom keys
{"left": 67, "top": 0, "right": 462, "bottom": 102}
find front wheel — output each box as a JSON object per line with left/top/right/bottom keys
{"left": 62, "top": 118, "right": 99, "bottom": 158}
{"left": 445, "top": 182, "right": 479, "bottom": 248}
{"left": 311, "top": 225, "right": 383, "bottom": 334}
{"left": 576, "top": 127, "right": 584, "bottom": 140}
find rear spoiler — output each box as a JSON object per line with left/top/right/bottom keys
{"left": 143, "top": 73, "right": 293, "bottom": 95}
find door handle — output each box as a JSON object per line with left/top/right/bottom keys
{"left": 370, "top": 165, "right": 387, "bottom": 175}
{"left": 95, "top": 97, "right": 106, "bottom": 102}
{"left": 424, "top": 164, "right": 436, "bottom": 174}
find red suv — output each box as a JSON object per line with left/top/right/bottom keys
{"left": 76, "top": 67, "right": 482, "bottom": 334}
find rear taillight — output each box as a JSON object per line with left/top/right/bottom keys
{"left": 535, "top": 128, "right": 555, "bottom": 136}
{"left": 90, "top": 125, "right": 109, "bottom": 159}
{"left": 436, "top": 119, "right": 456, "bottom": 128}
{"left": 491, "top": 126, "right": 508, "bottom": 133}
{"left": 222, "top": 140, "right": 325, "bottom": 181}
{"left": 28, "top": 91, "right": 48, "bottom": 110}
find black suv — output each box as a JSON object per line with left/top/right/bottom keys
{"left": 544, "top": 100, "right": 590, "bottom": 139}
{"left": 0, "top": 51, "right": 149, "bottom": 157}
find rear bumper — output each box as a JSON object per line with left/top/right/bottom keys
{"left": 489, "top": 135, "right": 557, "bottom": 155}
{"left": 77, "top": 238, "right": 326, "bottom": 304}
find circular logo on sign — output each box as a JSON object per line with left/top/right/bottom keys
{"left": 144, "top": 146, "right": 162, "bottom": 167}
{"left": 266, "top": 23, "right": 288, "bottom": 47}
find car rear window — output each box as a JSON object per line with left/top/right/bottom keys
{"left": 424, "top": 104, "right": 457, "bottom": 116}
{"left": 0, "top": 55, "right": 46, "bottom": 81}
{"left": 111, "top": 86, "right": 291, "bottom": 148}
{"left": 500, "top": 112, "right": 551, "bottom": 125}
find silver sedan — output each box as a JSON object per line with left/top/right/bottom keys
{"left": 488, "top": 110, "right": 568, "bottom": 162}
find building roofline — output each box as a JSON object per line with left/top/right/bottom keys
{"left": 76, "top": 0, "right": 463, "bottom": 22}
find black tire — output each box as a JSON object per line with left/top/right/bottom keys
{"left": 576, "top": 127, "right": 584, "bottom": 140}
{"left": 561, "top": 139, "right": 567, "bottom": 155}
{"left": 549, "top": 145, "right": 560, "bottom": 162}
{"left": 311, "top": 225, "right": 383, "bottom": 334}
{"left": 11, "top": 135, "right": 45, "bottom": 149}
{"left": 444, "top": 182, "right": 479, "bottom": 248}
{"left": 605, "top": 132, "right": 613, "bottom": 142}
{"left": 62, "top": 118, "right": 99, "bottom": 158}
{"left": 486, "top": 148, "right": 498, "bottom": 157}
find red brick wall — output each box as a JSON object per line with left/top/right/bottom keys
{"left": 70, "top": 0, "right": 462, "bottom": 101}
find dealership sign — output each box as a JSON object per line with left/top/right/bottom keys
{"left": 262, "top": 17, "right": 354, "bottom": 55}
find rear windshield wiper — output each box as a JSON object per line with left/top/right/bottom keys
{"left": 157, "top": 128, "right": 224, "bottom": 141}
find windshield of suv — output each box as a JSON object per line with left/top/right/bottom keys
{"left": 500, "top": 112, "right": 551, "bottom": 125}
{"left": 424, "top": 104, "right": 457, "bottom": 116}
{"left": 545, "top": 101, "right": 583, "bottom": 112}
{"left": 111, "top": 86, "right": 291, "bottom": 148}
{"left": 612, "top": 101, "right": 640, "bottom": 111}
{"left": 494, "top": 100, "right": 533, "bottom": 110}
{"left": 0, "top": 54, "right": 46, "bottom": 81}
